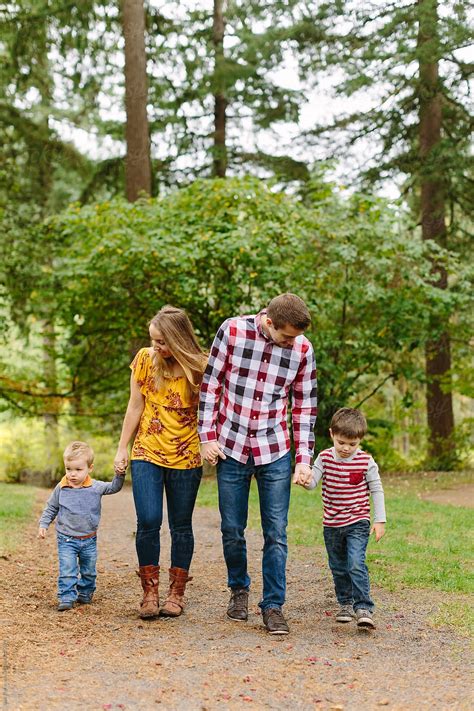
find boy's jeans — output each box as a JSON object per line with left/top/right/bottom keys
{"left": 131, "top": 460, "right": 202, "bottom": 569}
{"left": 57, "top": 533, "right": 97, "bottom": 603}
{"left": 217, "top": 451, "right": 291, "bottom": 611}
{"left": 323, "top": 519, "right": 374, "bottom": 612}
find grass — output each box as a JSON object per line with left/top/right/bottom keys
{"left": 196, "top": 469, "right": 474, "bottom": 634}
{"left": 0, "top": 483, "right": 38, "bottom": 555}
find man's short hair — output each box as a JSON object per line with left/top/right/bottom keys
{"left": 63, "top": 441, "right": 95, "bottom": 466}
{"left": 330, "top": 408, "right": 367, "bottom": 439}
{"left": 266, "top": 293, "right": 311, "bottom": 330}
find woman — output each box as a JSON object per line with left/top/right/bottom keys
{"left": 114, "top": 305, "right": 207, "bottom": 619}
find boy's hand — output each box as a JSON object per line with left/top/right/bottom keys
{"left": 370, "top": 522, "right": 385, "bottom": 542}
{"left": 38, "top": 527, "right": 47, "bottom": 539}
{"left": 293, "top": 463, "right": 312, "bottom": 487}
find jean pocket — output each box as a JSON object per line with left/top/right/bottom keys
{"left": 349, "top": 470, "right": 365, "bottom": 485}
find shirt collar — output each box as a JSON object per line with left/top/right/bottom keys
{"left": 59, "top": 474, "right": 93, "bottom": 488}
{"left": 255, "top": 310, "right": 271, "bottom": 341}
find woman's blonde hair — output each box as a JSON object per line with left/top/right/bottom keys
{"left": 149, "top": 305, "right": 208, "bottom": 401}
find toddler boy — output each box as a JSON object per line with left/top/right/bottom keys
{"left": 38, "top": 441, "right": 124, "bottom": 611}
{"left": 294, "top": 408, "right": 386, "bottom": 628}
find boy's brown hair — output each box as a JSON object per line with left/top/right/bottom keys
{"left": 63, "top": 441, "right": 95, "bottom": 467}
{"left": 266, "top": 293, "right": 311, "bottom": 330}
{"left": 330, "top": 408, "right": 367, "bottom": 439}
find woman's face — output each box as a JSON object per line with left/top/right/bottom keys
{"left": 149, "top": 324, "right": 173, "bottom": 359}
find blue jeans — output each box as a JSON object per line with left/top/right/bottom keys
{"left": 57, "top": 533, "right": 97, "bottom": 603}
{"left": 131, "top": 460, "right": 202, "bottom": 569}
{"left": 217, "top": 451, "right": 291, "bottom": 611}
{"left": 323, "top": 519, "right": 374, "bottom": 612}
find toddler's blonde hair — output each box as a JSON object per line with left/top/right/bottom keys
{"left": 63, "top": 441, "right": 95, "bottom": 467}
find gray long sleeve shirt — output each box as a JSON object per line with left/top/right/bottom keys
{"left": 38, "top": 475, "right": 124, "bottom": 537}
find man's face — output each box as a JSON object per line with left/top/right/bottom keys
{"left": 265, "top": 318, "right": 304, "bottom": 348}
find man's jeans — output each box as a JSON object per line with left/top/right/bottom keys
{"left": 217, "top": 451, "right": 291, "bottom": 611}
{"left": 131, "top": 460, "right": 202, "bottom": 569}
{"left": 323, "top": 519, "right": 374, "bottom": 612}
{"left": 57, "top": 533, "right": 97, "bottom": 603}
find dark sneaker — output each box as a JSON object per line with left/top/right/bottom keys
{"left": 336, "top": 605, "right": 355, "bottom": 623}
{"left": 227, "top": 588, "right": 249, "bottom": 621}
{"left": 57, "top": 601, "right": 74, "bottom": 612}
{"left": 77, "top": 595, "right": 92, "bottom": 605}
{"left": 356, "top": 608, "right": 375, "bottom": 629}
{"left": 262, "top": 608, "right": 289, "bottom": 635}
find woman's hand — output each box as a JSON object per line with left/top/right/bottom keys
{"left": 114, "top": 447, "right": 129, "bottom": 474}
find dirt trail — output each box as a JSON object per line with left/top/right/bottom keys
{"left": 0, "top": 486, "right": 471, "bottom": 710}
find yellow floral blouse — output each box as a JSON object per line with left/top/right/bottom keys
{"left": 130, "top": 348, "right": 202, "bottom": 470}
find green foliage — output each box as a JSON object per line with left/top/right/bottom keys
{"left": 2, "top": 175, "right": 470, "bottom": 468}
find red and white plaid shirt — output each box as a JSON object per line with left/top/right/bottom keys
{"left": 198, "top": 311, "right": 317, "bottom": 465}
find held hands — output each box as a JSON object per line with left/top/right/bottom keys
{"left": 201, "top": 441, "right": 226, "bottom": 466}
{"left": 370, "top": 522, "right": 385, "bottom": 542}
{"left": 114, "top": 447, "right": 128, "bottom": 475}
{"left": 38, "top": 527, "right": 47, "bottom": 539}
{"left": 292, "top": 463, "right": 312, "bottom": 488}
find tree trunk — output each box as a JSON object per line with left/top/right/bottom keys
{"left": 122, "top": 0, "right": 152, "bottom": 201}
{"left": 417, "top": 0, "right": 455, "bottom": 466}
{"left": 213, "top": 0, "right": 227, "bottom": 177}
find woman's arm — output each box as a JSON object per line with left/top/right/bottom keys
{"left": 114, "top": 373, "right": 145, "bottom": 473}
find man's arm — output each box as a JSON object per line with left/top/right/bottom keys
{"left": 291, "top": 342, "right": 317, "bottom": 468}
{"left": 198, "top": 321, "right": 230, "bottom": 444}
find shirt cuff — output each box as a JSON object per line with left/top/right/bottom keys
{"left": 198, "top": 430, "right": 217, "bottom": 444}
{"left": 295, "top": 452, "right": 312, "bottom": 466}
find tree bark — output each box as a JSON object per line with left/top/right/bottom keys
{"left": 122, "top": 0, "right": 152, "bottom": 201}
{"left": 417, "top": 0, "right": 455, "bottom": 465}
{"left": 213, "top": 0, "right": 227, "bottom": 177}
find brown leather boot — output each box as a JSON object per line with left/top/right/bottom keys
{"left": 137, "top": 565, "right": 160, "bottom": 619}
{"left": 160, "top": 567, "right": 192, "bottom": 617}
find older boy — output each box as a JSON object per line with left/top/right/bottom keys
{"left": 199, "top": 293, "right": 317, "bottom": 634}
{"left": 38, "top": 441, "right": 124, "bottom": 611}
{"left": 295, "top": 408, "right": 386, "bottom": 629}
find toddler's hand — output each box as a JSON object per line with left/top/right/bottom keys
{"left": 38, "top": 527, "right": 47, "bottom": 539}
{"left": 370, "top": 522, "right": 385, "bottom": 542}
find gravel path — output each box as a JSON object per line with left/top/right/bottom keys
{"left": 1, "top": 486, "right": 472, "bottom": 710}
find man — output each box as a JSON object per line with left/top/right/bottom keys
{"left": 198, "top": 293, "right": 317, "bottom": 634}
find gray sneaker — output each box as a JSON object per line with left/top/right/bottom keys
{"left": 57, "top": 601, "right": 74, "bottom": 612}
{"left": 336, "top": 605, "right": 355, "bottom": 623}
{"left": 356, "top": 608, "right": 375, "bottom": 629}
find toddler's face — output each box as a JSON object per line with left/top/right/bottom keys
{"left": 64, "top": 456, "right": 93, "bottom": 487}
{"left": 330, "top": 431, "right": 361, "bottom": 459}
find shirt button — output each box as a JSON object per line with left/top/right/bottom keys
{"left": 253, "top": 415, "right": 257, "bottom": 419}
{"left": 259, "top": 378, "right": 264, "bottom": 382}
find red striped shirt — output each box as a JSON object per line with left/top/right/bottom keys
{"left": 319, "top": 448, "right": 371, "bottom": 527}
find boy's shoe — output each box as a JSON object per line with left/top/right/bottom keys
{"left": 336, "top": 605, "right": 355, "bottom": 623}
{"left": 356, "top": 608, "right": 375, "bottom": 629}
{"left": 262, "top": 608, "right": 289, "bottom": 635}
{"left": 227, "top": 588, "right": 249, "bottom": 621}
{"left": 57, "top": 601, "right": 74, "bottom": 612}
{"left": 77, "top": 595, "right": 92, "bottom": 605}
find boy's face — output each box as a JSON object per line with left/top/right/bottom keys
{"left": 264, "top": 317, "right": 304, "bottom": 348}
{"left": 64, "top": 456, "right": 93, "bottom": 488}
{"left": 330, "top": 430, "right": 361, "bottom": 459}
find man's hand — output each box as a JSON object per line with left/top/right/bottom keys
{"left": 370, "top": 522, "right": 385, "bottom": 542}
{"left": 293, "top": 463, "right": 312, "bottom": 487}
{"left": 38, "top": 527, "right": 47, "bottom": 539}
{"left": 201, "top": 441, "right": 226, "bottom": 466}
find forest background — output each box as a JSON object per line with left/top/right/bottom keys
{"left": 0, "top": 0, "right": 473, "bottom": 482}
